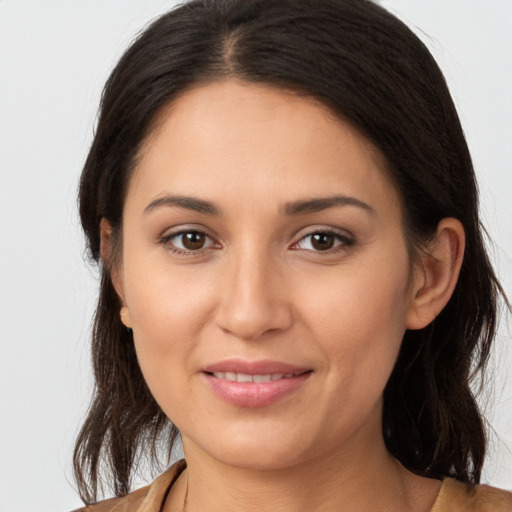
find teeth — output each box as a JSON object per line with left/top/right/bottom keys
{"left": 211, "top": 372, "right": 299, "bottom": 382}
{"left": 253, "top": 374, "right": 272, "bottom": 382}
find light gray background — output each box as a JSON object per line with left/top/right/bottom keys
{"left": 0, "top": 1, "right": 511, "bottom": 510}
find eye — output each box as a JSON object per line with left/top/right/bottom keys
{"left": 293, "top": 230, "right": 354, "bottom": 252}
{"left": 161, "top": 229, "right": 218, "bottom": 254}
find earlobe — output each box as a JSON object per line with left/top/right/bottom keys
{"left": 120, "top": 305, "right": 133, "bottom": 328}
{"left": 406, "top": 218, "right": 465, "bottom": 330}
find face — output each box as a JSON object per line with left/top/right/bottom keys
{"left": 114, "top": 81, "right": 420, "bottom": 470}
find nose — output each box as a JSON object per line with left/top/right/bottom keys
{"left": 214, "top": 249, "right": 293, "bottom": 341}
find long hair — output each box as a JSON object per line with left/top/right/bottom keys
{"left": 75, "top": 0, "right": 504, "bottom": 503}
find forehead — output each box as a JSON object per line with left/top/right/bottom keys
{"left": 129, "top": 80, "right": 401, "bottom": 217}
{"left": 142, "top": 80, "right": 380, "bottom": 164}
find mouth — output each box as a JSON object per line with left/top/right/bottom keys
{"left": 207, "top": 371, "right": 310, "bottom": 382}
{"left": 202, "top": 360, "right": 313, "bottom": 407}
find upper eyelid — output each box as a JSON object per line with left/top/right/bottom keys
{"left": 166, "top": 230, "right": 216, "bottom": 242}
{"left": 159, "top": 225, "right": 354, "bottom": 249}
{"left": 160, "top": 224, "right": 216, "bottom": 239}
{"left": 160, "top": 230, "right": 219, "bottom": 256}
{"left": 158, "top": 227, "right": 219, "bottom": 250}
{"left": 160, "top": 226, "right": 353, "bottom": 238}
{"left": 292, "top": 230, "right": 354, "bottom": 248}
{"left": 293, "top": 225, "right": 355, "bottom": 241}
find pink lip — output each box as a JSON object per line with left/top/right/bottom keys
{"left": 203, "top": 359, "right": 309, "bottom": 375}
{"left": 202, "top": 359, "right": 312, "bottom": 408}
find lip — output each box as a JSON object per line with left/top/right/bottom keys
{"left": 202, "top": 359, "right": 312, "bottom": 408}
{"left": 203, "top": 359, "right": 310, "bottom": 375}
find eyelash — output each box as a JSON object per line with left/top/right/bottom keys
{"left": 159, "top": 228, "right": 355, "bottom": 256}
{"left": 292, "top": 229, "right": 355, "bottom": 254}
{"left": 159, "top": 229, "right": 218, "bottom": 256}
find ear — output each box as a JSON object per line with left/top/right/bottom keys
{"left": 406, "top": 218, "right": 465, "bottom": 330}
{"left": 100, "top": 218, "right": 132, "bottom": 329}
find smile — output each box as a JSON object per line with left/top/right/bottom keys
{"left": 202, "top": 361, "right": 313, "bottom": 407}
{"left": 210, "top": 372, "right": 302, "bottom": 382}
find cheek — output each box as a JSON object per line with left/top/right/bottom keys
{"left": 298, "top": 251, "right": 411, "bottom": 386}
{"left": 123, "top": 260, "right": 219, "bottom": 392}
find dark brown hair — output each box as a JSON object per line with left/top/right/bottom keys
{"left": 75, "top": 0, "right": 504, "bottom": 504}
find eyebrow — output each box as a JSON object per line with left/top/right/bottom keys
{"left": 144, "top": 195, "right": 222, "bottom": 216}
{"left": 281, "top": 195, "right": 375, "bottom": 216}
{"left": 144, "top": 194, "right": 375, "bottom": 216}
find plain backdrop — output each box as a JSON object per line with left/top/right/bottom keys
{"left": 0, "top": 1, "right": 511, "bottom": 510}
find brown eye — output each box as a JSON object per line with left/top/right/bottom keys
{"left": 294, "top": 230, "right": 354, "bottom": 253}
{"left": 311, "top": 233, "right": 335, "bottom": 251}
{"left": 181, "top": 232, "right": 206, "bottom": 250}
{"left": 163, "top": 229, "right": 217, "bottom": 254}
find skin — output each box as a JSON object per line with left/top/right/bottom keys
{"left": 105, "top": 81, "right": 465, "bottom": 511}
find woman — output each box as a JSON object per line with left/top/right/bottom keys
{"left": 73, "top": 0, "right": 512, "bottom": 510}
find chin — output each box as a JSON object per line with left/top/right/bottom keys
{"left": 183, "top": 420, "right": 332, "bottom": 472}
{"left": 216, "top": 445, "right": 306, "bottom": 471}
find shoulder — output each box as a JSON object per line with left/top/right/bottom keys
{"left": 70, "top": 485, "right": 150, "bottom": 512}
{"left": 431, "top": 478, "right": 512, "bottom": 512}
{"left": 71, "top": 459, "right": 187, "bottom": 512}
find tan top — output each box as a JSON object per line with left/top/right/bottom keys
{"left": 74, "top": 460, "right": 512, "bottom": 512}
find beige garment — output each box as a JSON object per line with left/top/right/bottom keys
{"left": 74, "top": 459, "right": 512, "bottom": 512}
